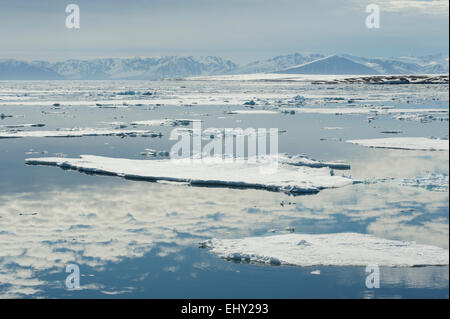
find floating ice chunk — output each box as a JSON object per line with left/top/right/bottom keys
{"left": 310, "top": 270, "right": 321, "bottom": 275}
{"left": 393, "top": 113, "right": 449, "bottom": 123}
{"left": 201, "top": 233, "right": 449, "bottom": 267}
{"left": 101, "top": 121, "right": 128, "bottom": 128}
{"left": 347, "top": 137, "right": 448, "bottom": 151}
{"left": 131, "top": 119, "right": 174, "bottom": 126}
{"left": 280, "top": 107, "right": 448, "bottom": 116}
{"left": 0, "top": 128, "right": 161, "bottom": 139}
{"left": 278, "top": 153, "right": 350, "bottom": 170}
{"left": 226, "top": 110, "right": 278, "bottom": 115}
{"left": 54, "top": 153, "right": 67, "bottom": 158}
{"left": 322, "top": 127, "right": 344, "bottom": 130}
{"left": 24, "top": 155, "right": 352, "bottom": 194}
{"left": 131, "top": 119, "right": 200, "bottom": 127}
{"left": 25, "top": 149, "right": 48, "bottom": 155}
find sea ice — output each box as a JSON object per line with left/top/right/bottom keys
{"left": 280, "top": 107, "right": 448, "bottom": 116}
{"left": 227, "top": 110, "right": 279, "bottom": 115}
{"left": 322, "top": 127, "right": 344, "bottom": 130}
{"left": 0, "top": 128, "right": 161, "bottom": 139}
{"left": 130, "top": 119, "right": 200, "bottom": 127}
{"left": 24, "top": 155, "right": 352, "bottom": 194}
{"left": 278, "top": 153, "right": 350, "bottom": 170}
{"left": 347, "top": 137, "right": 448, "bottom": 151}
{"left": 200, "top": 233, "right": 449, "bottom": 267}
{"left": 393, "top": 113, "right": 449, "bottom": 123}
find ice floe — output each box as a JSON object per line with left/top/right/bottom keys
{"left": 227, "top": 110, "right": 279, "bottom": 115}
{"left": 278, "top": 153, "right": 350, "bottom": 170}
{"left": 200, "top": 233, "right": 449, "bottom": 267}
{"left": 0, "top": 128, "right": 161, "bottom": 139}
{"left": 346, "top": 137, "right": 449, "bottom": 151}
{"left": 24, "top": 155, "right": 352, "bottom": 194}
{"left": 393, "top": 113, "right": 449, "bottom": 123}
{"left": 130, "top": 119, "right": 200, "bottom": 127}
{"left": 280, "top": 107, "right": 448, "bottom": 116}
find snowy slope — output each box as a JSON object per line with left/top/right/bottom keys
{"left": 275, "top": 55, "right": 381, "bottom": 75}
{"left": 234, "top": 53, "right": 324, "bottom": 74}
{"left": 0, "top": 59, "right": 62, "bottom": 80}
{"left": 342, "top": 54, "right": 449, "bottom": 75}
{"left": 33, "top": 56, "right": 237, "bottom": 80}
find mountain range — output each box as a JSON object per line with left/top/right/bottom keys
{"left": 0, "top": 53, "right": 448, "bottom": 80}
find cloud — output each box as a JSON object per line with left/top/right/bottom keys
{"left": 357, "top": 0, "right": 449, "bottom": 15}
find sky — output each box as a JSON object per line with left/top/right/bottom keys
{"left": 0, "top": 0, "right": 448, "bottom": 63}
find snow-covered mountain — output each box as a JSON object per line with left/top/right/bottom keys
{"left": 2, "top": 56, "right": 236, "bottom": 80}
{"left": 274, "top": 55, "right": 381, "bottom": 75}
{"left": 272, "top": 54, "right": 449, "bottom": 75}
{"left": 0, "top": 53, "right": 448, "bottom": 79}
{"left": 340, "top": 54, "right": 449, "bottom": 75}
{"left": 32, "top": 56, "right": 237, "bottom": 80}
{"left": 238, "top": 53, "right": 448, "bottom": 75}
{"left": 0, "top": 59, "right": 62, "bottom": 80}
{"left": 233, "top": 53, "right": 324, "bottom": 74}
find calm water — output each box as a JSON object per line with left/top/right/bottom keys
{"left": 0, "top": 80, "right": 448, "bottom": 298}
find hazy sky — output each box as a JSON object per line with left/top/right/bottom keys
{"left": 0, "top": 0, "right": 448, "bottom": 63}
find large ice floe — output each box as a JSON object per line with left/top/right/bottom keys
{"left": 130, "top": 119, "right": 200, "bottom": 127}
{"left": 200, "top": 233, "right": 449, "bottom": 267}
{"left": 226, "top": 110, "right": 279, "bottom": 115}
{"left": 279, "top": 107, "right": 448, "bottom": 116}
{"left": 0, "top": 128, "right": 161, "bottom": 138}
{"left": 24, "top": 155, "right": 352, "bottom": 194}
{"left": 346, "top": 137, "right": 449, "bottom": 151}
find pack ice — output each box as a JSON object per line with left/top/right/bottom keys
{"left": 0, "top": 128, "right": 161, "bottom": 138}
{"left": 201, "top": 233, "right": 449, "bottom": 267}
{"left": 24, "top": 155, "right": 352, "bottom": 194}
{"left": 346, "top": 137, "right": 449, "bottom": 151}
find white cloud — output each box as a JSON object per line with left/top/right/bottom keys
{"left": 359, "top": 0, "right": 449, "bottom": 15}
